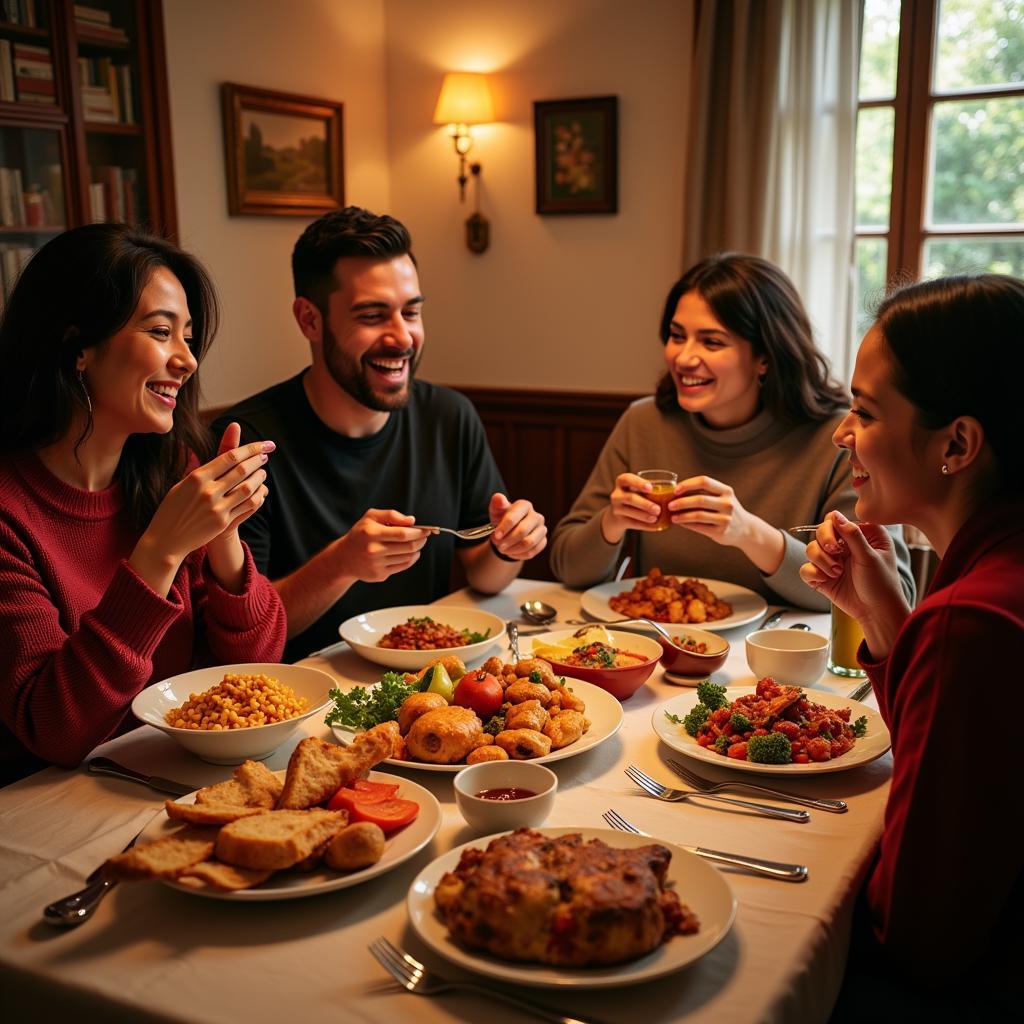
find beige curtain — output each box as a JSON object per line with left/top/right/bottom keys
{"left": 682, "top": 0, "right": 862, "bottom": 378}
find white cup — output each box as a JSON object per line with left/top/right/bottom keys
{"left": 745, "top": 628, "right": 829, "bottom": 687}
{"left": 453, "top": 761, "right": 557, "bottom": 833}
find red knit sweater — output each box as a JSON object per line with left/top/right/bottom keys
{"left": 860, "top": 496, "right": 1024, "bottom": 981}
{"left": 0, "top": 453, "right": 287, "bottom": 784}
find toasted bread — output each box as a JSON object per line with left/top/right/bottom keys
{"left": 276, "top": 727, "right": 395, "bottom": 810}
{"left": 194, "top": 759, "right": 282, "bottom": 808}
{"left": 178, "top": 860, "right": 275, "bottom": 891}
{"left": 164, "top": 801, "right": 266, "bottom": 825}
{"left": 104, "top": 827, "right": 218, "bottom": 880}
{"left": 215, "top": 809, "right": 346, "bottom": 870}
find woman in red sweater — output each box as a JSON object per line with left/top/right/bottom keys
{"left": 0, "top": 225, "right": 287, "bottom": 785}
{"left": 801, "top": 274, "right": 1023, "bottom": 1010}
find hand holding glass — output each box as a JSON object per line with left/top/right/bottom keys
{"left": 636, "top": 469, "right": 678, "bottom": 531}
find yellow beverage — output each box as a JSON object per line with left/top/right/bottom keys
{"left": 828, "top": 605, "right": 866, "bottom": 678}
{"left": 637, "top": 469, "right": 677, "bottom": 531}
{"left": 648, "top": 483, "right": 675, "bottom": 531}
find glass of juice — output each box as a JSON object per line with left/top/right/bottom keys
{"left": 636, "top": 469, "right": 678, "bottom": 531}
{"left": 828, "top": 604, "right": 867, "bottom": 677}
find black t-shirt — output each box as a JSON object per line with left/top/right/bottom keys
{"left": 214, "top": 372, "right": 505, "bottom": 661}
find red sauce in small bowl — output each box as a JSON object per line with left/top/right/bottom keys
{"left": 476, "top": 787, "right": 537, "bottom": 801}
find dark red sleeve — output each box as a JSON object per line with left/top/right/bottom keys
{"left": 192, "top": 542, "right": 286, "bottom": 664}
{"left": 864, "top": 601, "right": 1024, "bottom": 981}
{"left": 0, "top": 523, "right": 184, "bottom": 767}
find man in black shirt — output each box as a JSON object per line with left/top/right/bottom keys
{"left": 215, "top": 207, "right": 546, "bottom": 661}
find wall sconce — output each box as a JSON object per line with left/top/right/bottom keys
{"left": 433, "top": 71, "right": 494, "bottom": 253}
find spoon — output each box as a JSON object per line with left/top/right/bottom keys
{"left": 566, "top": 616, "right": 676, "bottom": 645}
{"left": 507, "top": 622, "right": 521, "bottom": 661}
{"left": 789, "top": 623, "right": 813, "bottom": 631}
{"left": 520, "top": 600, "right": 557, "bottom": 625}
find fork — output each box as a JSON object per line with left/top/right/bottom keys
{"left": 664, "top": 757, "right": 848, "bottom": 813}
{"left": 419, "top": 522, "right": 497, "bottom": 541}
{"left": 602, "top": 809, "right": 808, "bottom": 882}
{"left": 368, "top": 937, "right": 605, "bottom": 1024}
{"left": 624, "top": 764, "right": 810, "bottom": 823}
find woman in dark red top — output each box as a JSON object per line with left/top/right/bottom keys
{"left": 801, "top": 275, "right": 1023, "bottom": 1014}
{"left": 0, "top": 225, "right": 286, "bottom": 785}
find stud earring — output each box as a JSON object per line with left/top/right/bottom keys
{"left": 941, "top": 464, "right": 950, "bottom": 475}
{"left": 77, "top": 370, "right": 92, "bottom": 414}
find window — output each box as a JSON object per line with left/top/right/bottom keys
{"left": 853, "top": 0, "right": 1024, "bottom": 340}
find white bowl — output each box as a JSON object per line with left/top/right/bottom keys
{"left": 745, "top": 629, "right": 829, "bottom": 687}
{"left": 338, "top": 605, "right": 505, "bottom": 670}
{"left": 131, "top": 663, "right": 334, "bottom": 765}
{"left": 453, "top": 761, "right": 557, "bottom": 833}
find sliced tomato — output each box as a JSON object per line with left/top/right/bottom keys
{"left": 326, "top": 787, "right": 388, "bottom": 812}
{"left": 349, "top": 798, "right": 420, "bottom": 833}
{"left": 353, "top": 780, "right": 400, "bottom": 799}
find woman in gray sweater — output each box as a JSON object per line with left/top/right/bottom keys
{"left": 550, "top": 254, "right": 913, "bottom": 609}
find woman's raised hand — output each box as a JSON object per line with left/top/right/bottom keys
{"left": 130, "top": 422, "right": 272, "bottom": 595}
{"left": 601, "top": 472, "right": 663, "bottom": 543}
{"left": 799, "top": 511, "right": 911, "bottom": 659}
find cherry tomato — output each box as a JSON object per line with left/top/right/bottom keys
{"left": 349, "top": 798, "right": 420, "bottom": 833}
{"left": 727, "top": 742, "right": 749, "bottom": 760}
{"left": 452, "top": 670, "right": 504, "bottom": 719}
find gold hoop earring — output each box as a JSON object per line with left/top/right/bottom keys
{"left": 77, "top": 370, "right": 92, "bottom": 414}
{"left": 941, "top": 464, "right": 950, "bottom": 475}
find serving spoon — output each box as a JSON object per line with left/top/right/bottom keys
{"left": 520, "top": 600, "right": 558, "bottom": 625}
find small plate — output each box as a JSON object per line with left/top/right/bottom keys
{"left": 338, "top": 605, "right": 505, "bottom": 670}
{"left": 652, "top": 687, "right": 891, "bottom": 775}
{"left": 140, "top": 771, "right": 441, "bottom": 900}
{"left": 407, "top": 826, "right": 736, "bottom": 988}
{"left": 330, "top": 677, "right": 623, "bottom": 773}
{"left": 580, "top": 577, "right": 767, "bottom": 632}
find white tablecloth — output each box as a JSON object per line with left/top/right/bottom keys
{"left": 0, "top": 581, "right": 890, "bottom": 1024}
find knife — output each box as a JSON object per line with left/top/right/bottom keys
{"left": 87, "top": 757, "right": 193, "bottom": 797}
{"left": 682, "top": 844, "right": 808, "bottom": 882}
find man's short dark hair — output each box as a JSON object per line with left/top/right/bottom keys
{"left": 291, "top": 206, "right": 414, "bottom": 311}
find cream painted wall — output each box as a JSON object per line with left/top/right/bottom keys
{"left": 162, "top": 0, "right": 391, "bottom": 408}
{"left": 384, "top": 0, "right": 692, "bottom": 393}
{"left": 163, "top": 0, "right": 692, "bottom": 404}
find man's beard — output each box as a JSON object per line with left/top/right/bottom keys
{"left": 323, "top": 325, "right": 421, "bottom": 413}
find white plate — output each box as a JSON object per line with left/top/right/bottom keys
{"left": 652, "top": 687, "right": 891, "bottom": 775}
{"left": 339, "top": 605, "right": 505, "bottom": 670}
{"left": 580, "top": 577, "right": 767, "bottom": 632}
{"left": 140, "top": 771, "right": 441, "bottom": 901}
{"left": 330, "top": 677, "right": 623, "bottom": 774}
{"left": 131, "top": 663, "right": 334, "bottom": 765}
{"left": 407, "top": 826, "right": 736, "bottom": 988}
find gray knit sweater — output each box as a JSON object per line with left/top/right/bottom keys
{"left": 549, "top": 398, "right": 914, "bottom": 610}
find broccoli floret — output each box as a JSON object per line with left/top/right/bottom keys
{"left": 729, "top": 711, "right": 752, "bottom": 733}
{"left": 713, "top": 734, "right": 732, "bottom": 755}
{"left": 747, "top": 732, "right": 793, "bottom": 764}
{"left": 529, "top": 670, "right": 543, "bottom": 684}
{"left": 682, "top": 702, "right": 710, "bottom": 737}
{"left": 696, "top": 680, "right": 728, "bottom": 711}
{"left": 483, "top": 712, "right": 506, "bottom": 736}
{"left": 852, "top": 715, "right": 868, "bottom": 737}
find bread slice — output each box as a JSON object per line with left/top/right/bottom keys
{"left": 178, "top": 860, "right": 274, "bottom": 891}
{"left": 104, "top": 827, "right": 218, "bottom": 880}
{"left": 215, "top": 810, "right": 346, "bottom": 870}
{"left": 194, "top": 759, "right": 282, "bottom": 809}
{"left": 276, "top": 726, "right": 395, "bottom": 810}
{"left": 164, "top": 800, "right": 266, "bottom": 825}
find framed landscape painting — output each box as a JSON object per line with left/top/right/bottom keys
{"left": 534, "top": 95, "right": 618, "bottom": 215}
{"left": 222, "top": 83, "right": 344, "bottom": 216}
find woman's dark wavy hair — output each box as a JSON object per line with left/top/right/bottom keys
{"left": 875, "top": 273, "right": 1024, "bottom": 496}
{"left": 0, "top": 223, "right": 218, "bottom": 528}
{"left": 654, "top": 253, "right": 848, "bottom": 423}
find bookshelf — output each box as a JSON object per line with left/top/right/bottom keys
{"left": 0, "top": 0, "right": 176, "bottom": 303}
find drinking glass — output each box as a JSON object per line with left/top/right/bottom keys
{"left": 828, "top": 604, "right": 867, "bottom": 677}
{"left": 636, "top": 469, "right": 677, "bottom": 531}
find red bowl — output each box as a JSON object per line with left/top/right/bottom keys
{"left": 657, "top": 626, "right": 730, "bottom": 676}
{"left": 536, "top": 629, "right": 663, "bottom": 701}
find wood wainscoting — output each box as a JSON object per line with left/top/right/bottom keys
{"left": 454, "top": 386, "right": 642, "bottom": 581}
{"left": 202, "top": 386, "right": 642, "bottom": 584}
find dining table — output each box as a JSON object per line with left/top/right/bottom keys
{"left": 0, "top": 579, "right": 891, "bottom": 1024}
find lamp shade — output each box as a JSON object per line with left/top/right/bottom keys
{"left": 433, "top": 72, "right": 494, "bottom": 125}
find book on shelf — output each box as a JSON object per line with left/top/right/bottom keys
{"left": 75, "top": 7, "right": 129, "bottom": 46}
{"left": 0, "top": 242, "right": 34, "bottom": 302}
{"left": 74, "top": 4, "right": 110, "bottom": 25}
{"left": 0, "top": 165, "right": 27, "bottom": 226}
{"left": 90, "top": 165, "right": 138, "bottom": 225}
{"left": 1, "top": 41, "right": 55, "bottom": 105}
{"left": 0, "top": 40, "right": 15, "bottom": 102}
{"left": 2, "top": 1, "right": 39, "bottom": 28}
{"left": 79, "top": 56, "right": 133, "bottom": 123}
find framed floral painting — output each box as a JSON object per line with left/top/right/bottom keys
{"left": 533, "top": 96, "right": 618, "bottom": 215}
